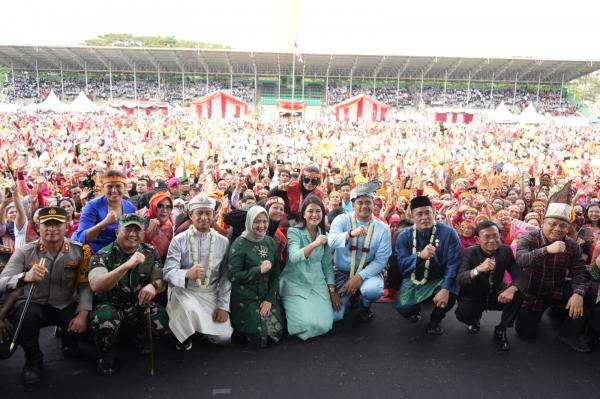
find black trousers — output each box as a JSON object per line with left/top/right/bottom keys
{"left": 515, "top": 283, "right": 596, "bottom": 340}
{"left": 455, "top": 291, "right": 523, "bottom": 329}
{"left": 397, "top": 289, "right": 457, "bottom": 324}
{"left": 9, "top": 302, "right": 82, "bottom": 358}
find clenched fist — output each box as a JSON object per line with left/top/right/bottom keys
{"left": 547, "top": 241, "right": 566, "bottom": 254}
{"left": 260, "top": 260, "right": 272, "bottom": 274}
{"left": 185, "top": 264, "right": 205, "bottom": 280}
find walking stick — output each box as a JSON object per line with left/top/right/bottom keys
{"left": 145, "top": 304, "right": 155, "bottom": 376}
{"left": 10, "top": 258, "right": 45, "bottom": 352}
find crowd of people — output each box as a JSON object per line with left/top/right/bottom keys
{"left": 0, "top": 76, "right": 256, "bottom": 104}
{"left": 327, "top": 85, "right": 578, "bottom": 115}
{"left": 0, "top": 111, "right": 598, "bottom": 386}
{"left": 1, "top": 75, "right": 580, "bottom": 115}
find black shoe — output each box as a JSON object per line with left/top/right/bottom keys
{"left": 350, "top": 295, "right": 360, "bottom": 310}
{"left": 559, "top": 335, "right": 591, "bottom": 353}
{"left": 62, "top": 344, "right": 81, "bottom": 358}
{"left": 357, "top": 307, "right": 374, "bottom": 323}
{"left": 426, "top": 322, "right": 444, "bottom": 335}
{"left": 175, "top": 337, "right": 193, "bottom": 351}
{"left": 408, "top": 313, "right": 423, "bottom": 323}
{"left": 137, "top": 336, "right": 151, "bottom": 355}
{"left": 21, "top": 355, "right": 43, "bottom": 385}
{"left": 467, "top": 322, "right": 481, "bottom": 334}
{"left": 494, "top": 327, "right": 510, "bottom": 351}
{"left": 97, "top": 354, "right": 116, "bottom": 376}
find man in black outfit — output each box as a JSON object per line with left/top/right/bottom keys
{"left": 455, "top": 220, "right": 526, "bottom": 351}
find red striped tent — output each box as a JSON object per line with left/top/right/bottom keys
{"left": 192, "top": 90, "right": 249, "bottom": 119}
{"left": 333, "top": 94, "right": 390, "bottom": 122}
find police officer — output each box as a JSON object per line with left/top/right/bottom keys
{"left": 88, "top": 214, "right": 167, "bottom": 376}
{"left": 0, "top": 206, "right": 93, "bottom": 385}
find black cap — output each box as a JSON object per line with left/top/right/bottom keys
{"left": 410, "top": 196, "right": 433, "bottom": 210}
{"left": 38, "top": 207, "right": 67, "bottom": 224}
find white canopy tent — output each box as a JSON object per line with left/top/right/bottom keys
{"left": 492, "top": 101, "right": 518, "bottom": 123}
{"left": 67, "top": 91, "right": 99, "bottom": 112}
{"left": 518, "top": 102, "right": 548, "bottom": 124}
{"left": 34, "top": 90, "right": 68, "bottom": 112}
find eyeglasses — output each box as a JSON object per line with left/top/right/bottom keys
{"left": 156, "top": 204, "right": 173, "bottom": 210}
{"left": 304, "top": 178, "right": 320, "bottom": 185}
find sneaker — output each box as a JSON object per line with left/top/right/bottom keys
{"left": 426, "top": 322, "right": 444, "bottom": 335}
{"left": 96, "top": 354, "right": 116, "bottom": 376}
{"left": 494, "top": 327, "right": 510, "bottom": 351}
{"left": 559, "top": 335, "right": 591, "bottom": 353}
{"left": 467, "top": 322, "right": 481, "bottom": 334}
{"left": 175, "top": 337, "right": 193, "bottom": 351}
{"left": 357, "top": 307, "right": 374, "bottom": 323}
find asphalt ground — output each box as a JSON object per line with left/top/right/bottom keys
{"left": 1, "top": 302, "right": 599, "bottom": 399}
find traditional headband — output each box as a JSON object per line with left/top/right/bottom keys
{"left": 102, "top": 175, "right": 127, "bottom": 185}
{"left": 532, "top": 200, "right": 546, "bottom": 207}
{"left": 265, "top": 196, "right": 285, "bottom": 209}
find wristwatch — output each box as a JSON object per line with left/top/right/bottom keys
{"left": 151, "top": 280, "right": 161, "bottom": 290}
{"left": 472, "top": 268, "right": 479, "bottom": 277}
{"left": 328, "top": 286, "right": 336, "bottom": 294}
{"left": 416, "top": 251, "right": 421, "bottom": 259}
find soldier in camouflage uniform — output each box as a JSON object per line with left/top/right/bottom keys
{"left": 88, "top": 214, "right": 168, "bottom": 376}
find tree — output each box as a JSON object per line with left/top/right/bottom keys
{"left": 82, "top": 34, "right": 231, "bottom": 49}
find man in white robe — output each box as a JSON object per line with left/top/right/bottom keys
{"left": 163, "top": 193, "right": 232, "bottom": 350}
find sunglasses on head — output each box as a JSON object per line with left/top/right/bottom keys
{"left": 156, "top": 204, "right": 173, "bottom": 210}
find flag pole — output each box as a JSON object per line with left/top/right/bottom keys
{"left": 291, "top": 47, "right": 296, "bottom": 123}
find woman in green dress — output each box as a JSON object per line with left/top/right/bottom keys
{"left": 229, "top": 206, "right": 284, "bottom": 347}
{"left": 279, "top": 197, "right": 342, "bottom": 340}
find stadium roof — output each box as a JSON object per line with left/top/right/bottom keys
{"left": 0, "top": 45, "right": 598, "bottom": 84}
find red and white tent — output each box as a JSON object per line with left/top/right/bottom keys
{"left": 109, "top": 101, "right": 169, "bottom": 115}
{"left": 192, "top": 90, "right": 249, "bottom": 119}
{"left": 333, "top": 94, "right": 390, "bottom": 122}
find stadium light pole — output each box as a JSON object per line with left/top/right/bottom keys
{"left": 133, "top": 63, "right": 138, "bottom": 113}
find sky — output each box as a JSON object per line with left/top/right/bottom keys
{"left": 1, "top": 0, "right": 599, "bottom": 60}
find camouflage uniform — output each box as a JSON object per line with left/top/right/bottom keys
{"left": 89, "top": 241, "right": 168, "bottom": 354}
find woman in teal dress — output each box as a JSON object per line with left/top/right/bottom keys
{"left": 229, "top": 206, "right": 284, "bottom": 347}
{"left": 279, "top": 197, "right": 341, "bottom": 340}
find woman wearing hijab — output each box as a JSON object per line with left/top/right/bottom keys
{"left": 143, "top": 191, "right": 174, "bottom": 260}
{"left": 279, "top": 197, "right": 340, "bottom": 340}
{"left": 229, "top": 206, "right": 284, "bottom": 347}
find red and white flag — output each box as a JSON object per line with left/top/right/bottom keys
{"left": 294, "top": 42, "right": 303, "bottom": 63}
